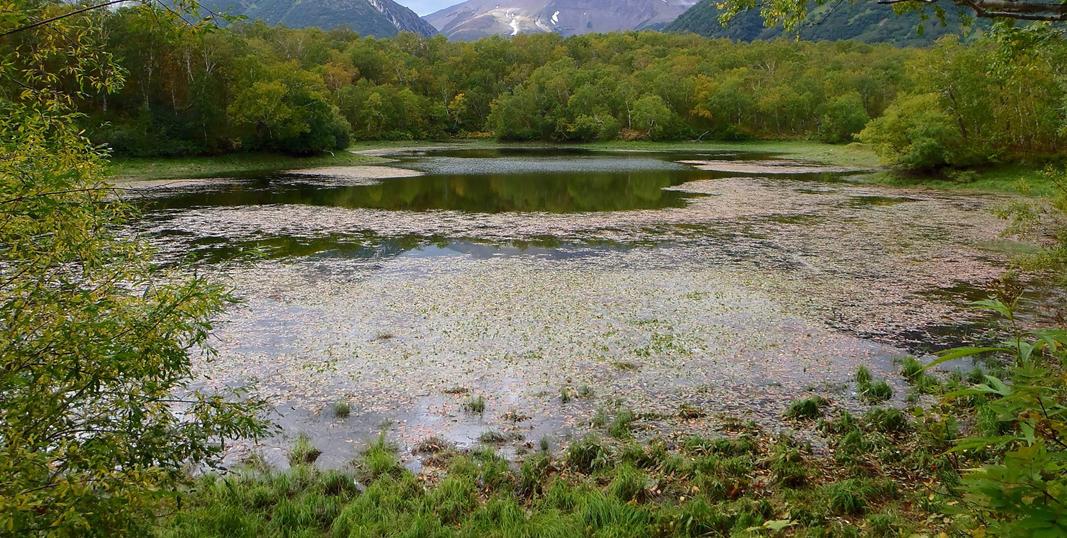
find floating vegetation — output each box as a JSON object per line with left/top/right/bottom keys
{"left": 136, "top": 149, "right": 1027, "bottom": 467}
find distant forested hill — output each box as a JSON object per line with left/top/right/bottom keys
{"left": 199, "top": 0, "right": 438, "bottom": 37}
{"left": 665, "top": 0, "right": 982, "bottom": 46}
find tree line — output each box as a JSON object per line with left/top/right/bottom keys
{"left": 87, "top": 9, "right": 1065, "bottom": 170}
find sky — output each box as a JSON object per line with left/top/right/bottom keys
{"left": 398, "top": 0, "right": 465, "bottom": 16}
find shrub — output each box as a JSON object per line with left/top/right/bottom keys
{"left": 931, "top": 298, "right": 1067, "bottom": 535}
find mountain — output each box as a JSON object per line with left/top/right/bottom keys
{"left": 426, "top": 0, "right": 698, "bottom": 41}
{"left": 665, "top": 0, "right": 979, "bottom": 46}
{"left": 200, "top": 0, "right": 438, "bottom": 37}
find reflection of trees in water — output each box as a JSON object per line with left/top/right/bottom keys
{"left": 349, "top": 172, "right": 685, "bottom": 212}
{"left": 169, "top": 233, "right": 433, "bottom": 265}
{"left": 146, "top": 170, "right": 700, "bottom": 213}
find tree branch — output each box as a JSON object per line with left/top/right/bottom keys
{"left": 0, "top": 0, "right": 131, "bottom": 38}
{"left": 875, "top": 0, "right": 1067, "bottom": 20}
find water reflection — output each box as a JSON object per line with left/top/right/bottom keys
{"left": 155, "top": 231, "right": 628, "bottom": 267}
{"left": 146, "top": 170, "right": 709, "bottom": 214}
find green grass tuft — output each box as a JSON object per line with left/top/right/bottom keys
{"left": 565, "top": 435, "right": 613, "bottom": 473}
{"left": 864, "top": 407, "right": 910, "bottom": 433}
{"left": 332, "top": 401, "right": 351, "bottom": 418}
{"left": 608, "top": 408, "right": 637, "bottom": 439}
{"left": 785, "top": 396, "right": 828, "bottom": 420}
{"left": 861, "top": 380, "right": 894, "bottom": 403}
{"left": 608, "top": 463, "right": 649, "bottom": 501}
{"left": 356, "top": 435, "right": 402, "bottom": 482}
{"left": 899, "top": 356, "right": 924, "bottom": 382}
{"left": 856, "top": 365, "right": 873, "bottom": 386}
{"left": 288, "top": 434, "right": 322, "bottom": 466}
{"left": 461, "top": 395, "right": 486, "bottom": 414}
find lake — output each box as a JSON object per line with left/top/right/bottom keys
{"left": 128, "top": 146, "right": 1015, "bottom": 468}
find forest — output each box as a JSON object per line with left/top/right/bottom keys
{"left": 90, "top": 11, "right": 1066, "bottom": 170}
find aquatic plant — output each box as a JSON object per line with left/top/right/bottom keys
{"left": 461, "top": 395, "right": 486, "bottom": 414}
{"left": 332, "top": 401, "right": 351, "bottom": 418}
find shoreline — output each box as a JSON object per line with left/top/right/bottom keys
{"left": 108, "top": 140, "right": 1054, "bottom": 198}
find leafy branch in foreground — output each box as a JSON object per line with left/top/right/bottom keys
{"left": 928, "top": 296, "right": 1067, "bottom": 535}
{"left": 716, "top": 0, "right": 1067, "bottom": 28}
{"left": 0, "top": 2, "right": 269, "bottom": 534}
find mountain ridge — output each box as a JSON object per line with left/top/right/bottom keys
{"left": 426, "top": 0, "right": 698, "bottom": 41}
{"left": 199, "top": 0, "right": 438, "bottom": 37}
{"left": 665, "top": 0, "right": 979, "bottom": 46}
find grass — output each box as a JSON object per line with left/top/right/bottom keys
{"left": 784, "top": 396, "right": 829, "bottom": 420}
{"left": 107, "top": 150, "right": 384, "bottom": 181}
{"left": 345, "top": 138, "right": 884, "bottom": 169}
{"left": 607, "top": 408, "right": 637, "bottom": 439}
{"left": 856, "top": 365, "right": 873, "bottom": 386}
{"left": 167, "top": 344, "right": 1010, "bottom": 536}
{"left": 864, "top": 408, "right": 910, "bottom": 434}
{"left": 461, "top": 395, "right": 486, "bottom": 414}
{"left": 859, "top": 163, "right": 1057, "bottom": 197}
{"left": 109, "top": 139, "right": 878, "bottom": 183}
{"left": 899, "top": 356, "right": 925, "bottom": 382}
{"left": 478, "top": 430, "right": 523, "bottom": 445}
{"left": 559, "top": 387, "right": 574, "bottom": 403}
{"left": 331, "top": 401, "right": 350, "bottom": 419}
{"left": 167, "top": 420, "right": 941, "bottom": 537}
{"left": 856, "top": 366, "right": 894, "bottom": 403}
{"left": 288, "top": 434, "right": 322, "bottom": 466}
{"left": 861, "top": 380, "right": 894, "bottom": 403}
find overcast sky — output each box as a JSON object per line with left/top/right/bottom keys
{"left": 398, "top": 0, "right": 464, "bottom": 16}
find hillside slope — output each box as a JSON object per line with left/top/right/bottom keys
{"left": 201, "top": 0, "right": 438, "bottom": 37}
{"left": 665, "top": 0, "right": 979, "bottom": 46}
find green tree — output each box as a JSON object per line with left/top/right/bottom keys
{"left": 228, "top": 64, "right": 350, "bottom": 154}
{"left": 630, "top": 95, "right": 673, "bottom": 140}
{"left": 818, "top": 91, "right": 870, "bottom": 144}
{"left": 859, "top": 93, "right": 966, "bottom": 170}
{"left": 0, "top": 2, "right": 269, "bottom": 533}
